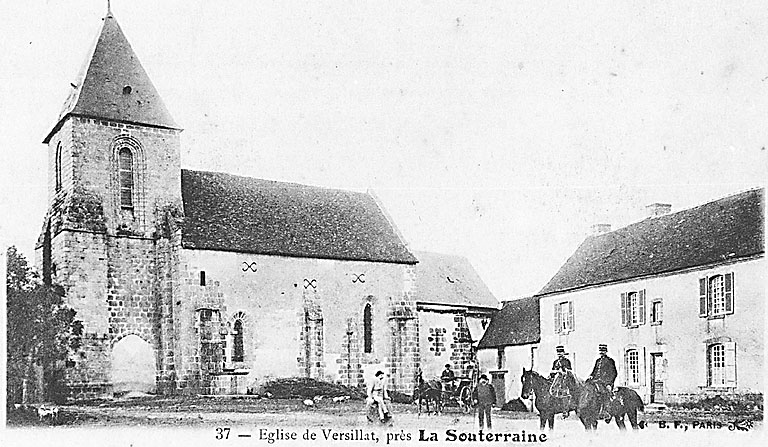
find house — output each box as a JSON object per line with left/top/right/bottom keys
{"left": 477, "top": 296, "right": 540, "bottom": 404}
{"left": 32, "top": 9, "right": 496, "bottom": 399}
{"left": 534, "top": 189, "right": 764, "bottom": 404}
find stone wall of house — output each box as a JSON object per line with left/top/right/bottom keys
{"left": 177, "top": 249, "right": 416, "bottom": 394}
{"left": 417, "top": 310, "right": 475, "bottom": 380}
{"left": 538, "top": 256, "right": 765, "bottom": 404}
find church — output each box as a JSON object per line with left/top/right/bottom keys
{"left": 35, "top": 9, "right": 497, "bottom": 399}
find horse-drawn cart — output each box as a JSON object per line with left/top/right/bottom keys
{"left": 414, "top": 366, "right": 478, "bottom": 415}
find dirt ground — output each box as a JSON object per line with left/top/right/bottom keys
{"left": 5, "top": 396, "right": 764, "bottom": 447}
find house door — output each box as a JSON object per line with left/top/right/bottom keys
{"left": 650, "top": 353, "right": 664, "bottom": 403}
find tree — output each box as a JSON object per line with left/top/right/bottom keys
{"left": 6, "top": 246, "right": 83, "bottom": 404}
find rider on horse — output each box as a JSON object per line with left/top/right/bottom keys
{"left": 551, "top": 345, "right": 572, "bottom": 376}
{"left": 587, "top": 344, "right": 617, "bottom": 420}
{"left": 550, "top": 345, "right": 573, "bottom": 417}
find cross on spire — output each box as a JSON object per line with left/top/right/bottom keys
{"left": 106, "top": 0, "right": 113, "bottom": 18}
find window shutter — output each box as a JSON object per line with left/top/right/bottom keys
{"left": 623, "top": 351, "right": 629, "bottom": 386}
{"left": 699, "top": 277, "right": 708, "bottom": 317}
{"left": 724, "top": 342, "right": 736, "bottom": 386}
{"left": 642, "top": 347, "right": 647, "bottom": 386}
{"left": 724, "top": 273, "right": 734, "bottom": 314}
{"left": 567, "top": 301, "right": 574, "bottom": 331}
{"left": 620, "top": 293, "right": 627, "bottom": 327}
{"left": 638, "top": 290, "right": 646, "bottom": 325}
{"left": 554, "top": 304, "right": 561, "bottom": 334}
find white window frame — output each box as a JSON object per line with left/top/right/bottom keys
{"left": 650, "top": 299, "right": 663, "bottom": 325}
{"left": 708, "top": 343, "right": 726, "bottom": 386}
{"left": 626, "top": 349, "right": 640, "bottom": 385}
{"left": 709, "top": 275, "right": 725, "bottom": 317}
{"left": 555, "top": 301, "right": 574, "bottom": 333}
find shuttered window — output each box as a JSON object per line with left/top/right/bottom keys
{"left": 651, "top": 299, "right": 663, "bottom": 325}
{"left": 699, "top": 273, "right": 734, "bottom": 318}
{"left": 118, "top": 148, "right": 134, "bottom": 208}
{"left": 554, "top": 301, "right": 574, "bottom": 333}
{"left": 620, "top": 289, "right": 646, "bottom": 327}
{"left": 707, "top": 342, "right": 736, "bottom": 387}
{"left": 625, "top": 349, "right": 640, "bottom": 385}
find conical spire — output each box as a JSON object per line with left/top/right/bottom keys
{"left": 44, "top": 10, "right": 179, "bottom": 143}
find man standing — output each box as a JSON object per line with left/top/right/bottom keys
{"left": 367, "top": 371, "right": 391, "bottom": 422}
{"left": 588, "top": 344, "right": 617, "bottom": 420}
{"left": 472, "top": 374, "right": 496, "bottom": 430}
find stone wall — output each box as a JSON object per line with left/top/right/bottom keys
{"left": 177, "top": 249, "right": 415, "bottom": 393}
{"left": 34, "top": 116, "right": 182, "bottom": 399}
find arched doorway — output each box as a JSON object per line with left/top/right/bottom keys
{"left": 111, "top": 334, "right": 156, "bottom": 394}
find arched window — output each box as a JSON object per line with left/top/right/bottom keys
{"left": 118, "top": 147, "right": 134, "bottom": 208}
{"left": 363, "top": 303, "right": 373, "bottom": 354}
{"left": 233, "top": 319, "right": 244, "bottom": 362}
{"left": 55, "top": 143, "right": 62, "bottom": 192}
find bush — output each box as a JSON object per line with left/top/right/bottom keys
{"left": 259, "top": 378, "right": 365, "bottom": 400}
{"left": 389, "top": 391, "right": 413, "bottom": 404}
{"left": 501, "top": 398, "right": 529, "bottom": 412}
{"left": 671, "top": 393, "right": 763, "bottom": 414}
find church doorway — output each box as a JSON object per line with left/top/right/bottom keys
{"left": 111, "top": 334, "right": 156, "bottom": 394}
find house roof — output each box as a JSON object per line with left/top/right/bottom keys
{"left": 180, "top": 169, "right": 417, "bottom": 264}
{"left": 477, "top": 297, "right": 540, "bottom": 348}
{"left": 413, "top": 251, "right": 499, "bottom": 309}
{"left": 536, "top": 188, "right": 765, "bottom": 297}
{"left": 44, "top": 12, "right": 178, "bottom": 143}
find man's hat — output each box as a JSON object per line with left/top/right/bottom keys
{"left": 445, "top": 364, "right": 452, "bottom": 368}
{"left": 479, "top": 374, "right": 488, "bottom": 381}
{"left": 598, "top": 344, "right": 608, "bottom": 353}
{"left": 556, "top": 345, "right": 566, "bottom": 354}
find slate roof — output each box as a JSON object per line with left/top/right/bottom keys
{"left": 477, "top": 297, "right": 540, "bottom": 348}
{"left": 180, "top": 169, "right": 417, "bottom": 264}
{"left": 413, "top": 251, "right": 499, "bottom": 309}
{"left": 536, "top": 188, "right": 765, "bottom": 296}
{"left": 44, "top": 12, "right": 178, "bottom": 143}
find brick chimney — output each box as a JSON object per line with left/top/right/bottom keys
{"left": 590, "top": 223, "right": 612, "bottom": 235}
{"left": 646, "top": 203, "right": 672, "bottom": 218}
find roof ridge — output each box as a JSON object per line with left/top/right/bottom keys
{"left": 592, "top": 186, "right": 764, "bottom": 238}
{"left": 183, "top": 168, "right": 369, "bottom": 195}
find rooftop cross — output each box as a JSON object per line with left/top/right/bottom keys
{"left": 106, "top": 0, "right": 113, "bottom": 18}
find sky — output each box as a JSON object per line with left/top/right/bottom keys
{"left": 0, "top": 0, "right": 766, "bottom": 301}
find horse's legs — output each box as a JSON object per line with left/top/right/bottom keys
{"left": 615, "top": 415, "right": 626, "bottom": 431}
{"left": 628, "top": 409, "right": 639, "bottom": 429}
{"left": 548, "top": 414, "right": 555, "bottom": 430}
{"left": 539, "top": 415, "right": 547, "bottom": 430}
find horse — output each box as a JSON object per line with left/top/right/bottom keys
{"left": 558, "top": 371, "right": 645, "bottom": 431}
{"left": 520, "top": 368, "right": 576, "bottom": 430}
{"left": 414, "top": 370, "right": 443, "bottom": 415}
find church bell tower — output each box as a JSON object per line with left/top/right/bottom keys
{"left": 37, "top": 5, "right": 183, "bottom": 398}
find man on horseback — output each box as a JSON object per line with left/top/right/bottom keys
{"left": 550, "top": 345, "right": 573, "bottom": 418}
{"left": 551, "top": 345, "right": 572, "bottom": 376}
{"left": 587, "top": 344, "right": 617, "bottom": 421}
